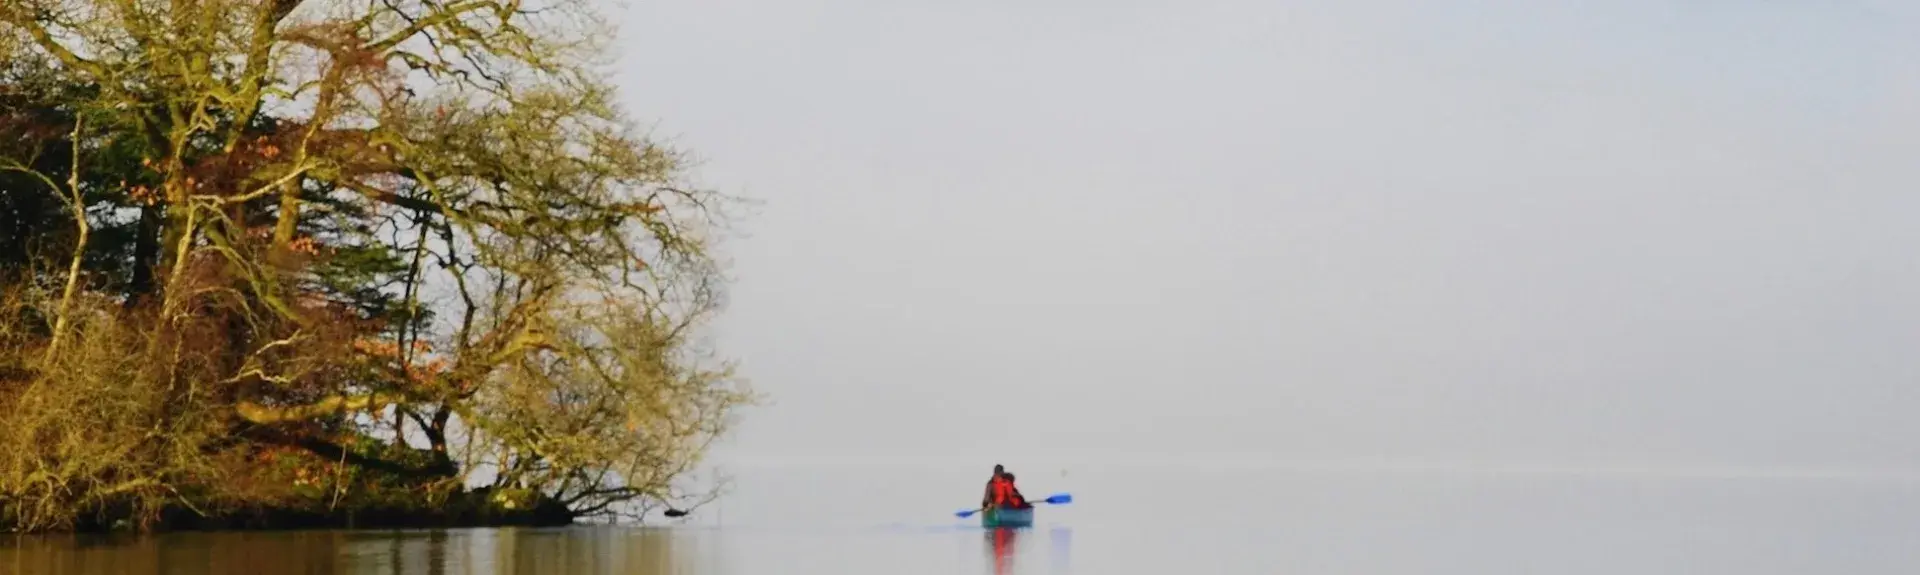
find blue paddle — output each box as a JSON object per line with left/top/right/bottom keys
{"left": 955, "top": 493, "right": 1073, "bottom": 518}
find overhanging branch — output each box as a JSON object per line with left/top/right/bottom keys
{"left": 235, "top": 391, "right": 400, "bottom": 424}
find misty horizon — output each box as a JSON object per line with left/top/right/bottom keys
{"left": 613, "top": 0, "right": 1920, "bottom": 475}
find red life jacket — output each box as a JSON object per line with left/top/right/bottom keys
{"left": 988, "top": 477, "right": 1012, "bottom": 506}
{"left": 989, "top": 477, "right": 1026, "bottom": 508}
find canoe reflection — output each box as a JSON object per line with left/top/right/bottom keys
{"left": 984, "top": 527, "right": 1018, "bottom": 575}
{"left": 980, "top": 526, "right": 1074, "bottom": 575}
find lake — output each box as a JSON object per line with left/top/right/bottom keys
{"left": 7, "top": 461, "right": 1920, "bottom": 573}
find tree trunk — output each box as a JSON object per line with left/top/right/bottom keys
{"left": 126, "top": 205, "right": 161, "bottom": 304}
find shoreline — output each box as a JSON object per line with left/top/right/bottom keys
{"left": 8, "top": 492, "right": 580, "bottom": 535}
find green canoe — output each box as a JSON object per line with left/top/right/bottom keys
{"left": 980, "top": 506, "right": 1034, "bottom": 528}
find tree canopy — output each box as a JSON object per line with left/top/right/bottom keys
{"left": 0, "top": 0, "right": 752, "bottom": 531}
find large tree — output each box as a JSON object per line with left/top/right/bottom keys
{"left": 0, "top": 0, "right": 751, "bottom": 531}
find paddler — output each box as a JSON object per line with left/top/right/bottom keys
{"left": 1000, "top": 472, "right": 1030, "bottom": 509}
{"left": 982, "top": 466, "right": 1030, "bottom": 510}
{"left": 982, "top": 464, "right": 1007, "bottom": 509}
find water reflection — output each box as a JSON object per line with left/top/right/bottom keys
{"left": 982, "top": 527, "right": 1018, "bottom": 575}
{"left": 0, "top": 527, "right": 689, "bottom": 575}
{"left": 0, "top": 522, "right": 1073, "bottom": 575}
{"left": 0, "top": 531, "right": 353, "bottom": 575}
{"left": 978, "top": 525, "right": 1074, "bottom": 575}
{"left": 1048, "top": 526, "right": 1071, "bottom": 574}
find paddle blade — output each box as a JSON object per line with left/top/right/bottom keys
{"left": 955, "top": 509, "right": 980, "bottom": 519}
{"left": 1041, "top": 493, "right": 1073, "bottom": 505}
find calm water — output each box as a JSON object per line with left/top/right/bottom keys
{"left": 8, "top": 462, "right": 1920, "bottom": 574}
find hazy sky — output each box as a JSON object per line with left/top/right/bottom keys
{"left": 610, "top": 0, "right": 1920, "bottom": 473}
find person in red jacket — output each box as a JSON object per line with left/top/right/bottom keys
{"left": 1000, "top": 473, "right": 1029, "bottom": 509}
{"left": 982, "top": 465, "right": 1030, "bottom": 510}
{"left": 981, "top": 464, "right": 1006, "bottom": 509}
